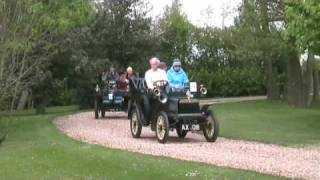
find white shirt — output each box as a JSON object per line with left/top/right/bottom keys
{"left": 145, "top": 68, "right": 168, "bottom": 89}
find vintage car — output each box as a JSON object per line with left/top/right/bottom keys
{"left": 128, "top": 78, "right": 219, "bottom": 143}
{"left": 94, "top": 79, "right": 129, "bottom": 119}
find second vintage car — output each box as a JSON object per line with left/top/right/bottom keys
{"left": 94, "top": 79, "right": 129, "bottom": 119}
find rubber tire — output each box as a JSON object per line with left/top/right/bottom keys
{"left": 203, "top": 111, "right": 219, "bottom": 142}
{"left": 176, "top": 124, "right": 188, "bottom": 138}
{"left": 94, "top": 99, "right": 99, "bottom": 119}
{"left": 155, "top": 111, "right": 169, "bottom": 144}
{"left": 101, "top": 109, "right": 105, "bottom": 118}
{"left": 130, "top": 109, "right": 142, "bottom": 138}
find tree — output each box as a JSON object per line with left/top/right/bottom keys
{"left": 286, "top": 0, "right": 320, "bottom": 104}
{"left": 157, "top": 0, "right": 194, "bottom": 64}
{"left": 0, "top": 0, "right": 92, "bottom": 111}
{"left": 232, "top": 0, "right": 288, "bottom": 100}
{"left": 286, "top": 0, "right": 320, "bottom": 54}
{"left": 0, "top": 0, "right": 43, "bottom": 110}
{"left": 92, "top": 0, "right": 154, "bottom": 70}
{"left": 48, "top": 0, "right": 155, "bottom": 108}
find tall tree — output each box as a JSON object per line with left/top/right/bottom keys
{"left": 91, "top": 0, "right": 153, "bottom": 70}
{"left": 286, "top": 0, "right": 320, "bottom": 104}
{"left": 157, "top": 0, "right": 194, "bottom": 64}
{"left": 0, "top": 0, "right": 92, "bottom": 111}
{"left": 234, "top": 0, "right": 287, "bottom": 100}
{"left": 259, "top": 0, "right": 280, "bottom": 100}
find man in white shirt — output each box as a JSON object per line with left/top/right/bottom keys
{"left": 145, "top": 57, "right": 168, "bottom": 89}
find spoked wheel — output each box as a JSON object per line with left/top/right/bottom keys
{"left": 130, "top": 109, "right": 142, "bottom": 138}
{"left": 203, "top": 111, "right": 219, "bottom": 142}
{"left": 155, "top": 111, "right": 169, "bottom": 143}
{"left": 176, "top": 123, "right": 188, "bottom": 138}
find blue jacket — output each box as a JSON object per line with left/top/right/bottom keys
{"left": 167, "top": 67, "right": 189, "bottom": 89}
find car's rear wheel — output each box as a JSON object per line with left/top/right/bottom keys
{"left": 155, "top": 111, "right": 169, "bottom": 143}
{"left": 176, "top": 124, "right": 188, "bottom": 138}
{"left": 203, "top": 111, "right": 219, "bottom": 142}
{"left": 130, "top": 109, "right": 142, "bottom": 138}
{"left": 101, "top": 108, "right": 105, "bottom": 118}
{"left": 94, "top": 99, "right": 99, "bottom": 119}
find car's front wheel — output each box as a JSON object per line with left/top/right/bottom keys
{"left": 155, "top": 111, "right": 169, "bottom": 143}
{"left": 203, "top": 111, "right": 219, "bottom": 142}
{"left": 130, "top": 109, "right": 142, "bottom": 138}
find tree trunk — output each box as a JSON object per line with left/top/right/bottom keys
{"left": 313, "top": 70, "right": 319, "bottom": 102}
{"left": 259, "top": 0, "right": 280, "bottom": 100}
{"left": 303, "top": 51, "right": 314, "bottom": 107}
{"left": 17, "top": 89, "right": 29, "bottom": 110}
{"left": 265, "top": 59, "right": 280, "bottom": 100}
{"left": 287, "top": 52, "right": 304, "bottom": 107}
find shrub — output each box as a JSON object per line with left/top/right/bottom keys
{"left": 189, "top": 66, "right": 266, "bottom": 97}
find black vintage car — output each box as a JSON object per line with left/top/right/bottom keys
{"left": 128, "top": 78, "right": 219, "bottom": 143}
{"left": 94, "top": 79, "right": 129, "bottom": 119}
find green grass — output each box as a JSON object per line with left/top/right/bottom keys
{"left": 0, "top": 105, "right": 79, "bottom": 116}
{"left": 0, "top": 106, "right": 277, "bottom": 180}
{"left": 214, "top": 100, "right": 320, "bottom": 146}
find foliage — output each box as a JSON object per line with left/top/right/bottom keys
{"left": 57, "top": 0, "right": 155, "bottom": 108}
{"left": 286, "top": 0, "right": 320, "bottom": 53}
{"left": 156, "top": 1, "right": 266, "bottom": 98}
{"left": 1, "top": 0, "right": 319, "bottom": 109}
{"left": 190, "top": 66, "right": 265, "bottom": 97}
{"left": 90, "top": 0, "right": 154, "bottom": 70}
{"left": 157, "top": 0, "right": 195, "bottom": 63}
{"left": 29, "top": 0, "right": 92, "bottom": 34}
{"left": 0, "top": 0, "right": 92, "bottom": 111}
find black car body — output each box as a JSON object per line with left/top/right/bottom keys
{"left": 128, "top": 78, "right": 219, "bottom": 143}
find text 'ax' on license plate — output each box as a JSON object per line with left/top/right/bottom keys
{"left": 181, "top": 124, "right": 200, "bottom": 131}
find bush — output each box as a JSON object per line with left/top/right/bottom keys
{"left": 190, "top": 66, "right": 266, "bottom": 97}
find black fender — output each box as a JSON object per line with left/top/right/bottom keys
{"left": 127, "top": 99, "right": 134, "bottom": 119}
{"left": 200, "top": 104, "right": 210, "bottom": 112}
{"left": 128, "top": 100, "right": 149, "bottom": 126}
{"left": 136, "top": 103, "right": 149, "bottom": 126}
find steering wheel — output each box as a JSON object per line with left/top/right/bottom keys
{"left": 153, "top": 80, "right": 168, "bottom": 87}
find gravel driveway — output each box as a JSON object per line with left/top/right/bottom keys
{"left": 54, "top": 112, "right": 320, "bottom": 179}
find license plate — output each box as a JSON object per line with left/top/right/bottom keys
{"left": 108, "top": 93, "right": 113, "bottom": 100}
{"left": 181, "top": 124, "right": 200, "bottom": 131}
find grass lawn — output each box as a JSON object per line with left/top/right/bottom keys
{"left": 0, "top": 107, "right": 277, "bottom": 180}
{"left": 214, "top": 100, "right": 320, "bottom": 146}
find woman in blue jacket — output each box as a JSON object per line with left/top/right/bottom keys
{"left": 167, "top": 59, "right": 189, "bottom": 91}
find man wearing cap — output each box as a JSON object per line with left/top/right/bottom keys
{"left": 167, "top": 59, "right": 189, "bottom": 91}
{"left": 145, "top": 57, "right": 168, "bottom": 89}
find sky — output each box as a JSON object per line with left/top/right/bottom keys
{"left": 146, "top": 0, "right": 242, "bottom": 28}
